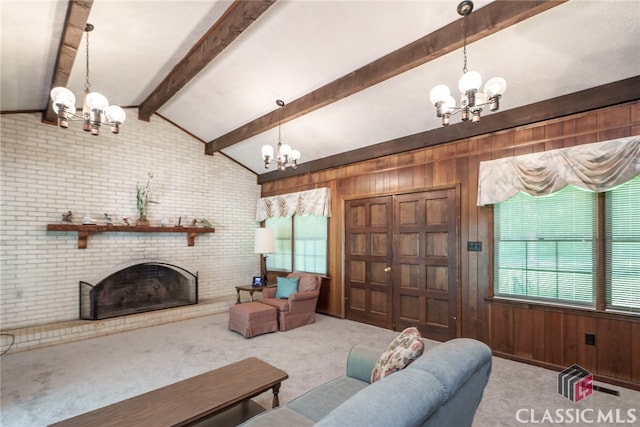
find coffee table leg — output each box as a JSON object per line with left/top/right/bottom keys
{"left": 272, "top": 383, "right": 281, "bottom": 408}
{"left": 236, "top": 288, "right": 241, "bottom": 304}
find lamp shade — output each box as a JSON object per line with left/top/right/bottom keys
{"left": 261, "top": 144, "right": 274, "bottom": 159}
{"left": 289, "top": 149, "right": 301, "bottom": 161}
{"left": 429, "top": 84, "right": 451, "bottom": 105}
{"left": 254, "top": 227, "right": 275, "bottom": 254}
{"left": 106, "top": 105, "right": 126, "bottom": 123}
{"left": 280, "top": 143, "right": 292, "bottom": 156}
{"left": 484, "top": 76, "right": 507, "bottom": 98}
{"left": 86, "top": 92, "right": 109, "bottom": 111}
{"left": 50, "top": 87, "right": 76, "bottom": 108}
{"left": 458, "top": 70, "right": 482, "bottom": 93}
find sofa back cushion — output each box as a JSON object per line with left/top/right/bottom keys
{"left": 407, "top": 338, "right": 491, "bottom": 401}
{"left": 316, "top": 368, "right": 443, "bottom": 427}
{"left": 319, "top": 338, "right": 492, "bottom": 427}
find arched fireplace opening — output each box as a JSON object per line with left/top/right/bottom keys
{"left": 80, "top": 262, "right": 198, "bottom": 320}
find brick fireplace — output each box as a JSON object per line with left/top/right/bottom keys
{"left": 80, "top": 262, "right": 198, "bottom": 320}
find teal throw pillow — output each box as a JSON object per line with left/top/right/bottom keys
{"left": 276, "top": 277, "right": 299, "bottom": 299}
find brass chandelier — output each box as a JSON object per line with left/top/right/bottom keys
{"left": 49, "top": 24, "right": 126, "bottom": 135}
{"left": 429, "top": 1, "right": 506, "bottom": 126}
{"left": 261, "top": 99, "right": 301, "bottom": 170}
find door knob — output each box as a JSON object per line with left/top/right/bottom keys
{"left": 384, "top": 267, "right": 391, "bottom": 272}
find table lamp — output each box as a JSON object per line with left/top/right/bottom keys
{"left": 254, "top": 227, "right": 275, "bottom": 286}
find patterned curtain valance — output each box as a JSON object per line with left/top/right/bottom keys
{"left": 256, "top": 187, "right": 331, "bottom": 221}
{"left": 477, "top": 135, "right": 640, "bottom": 206}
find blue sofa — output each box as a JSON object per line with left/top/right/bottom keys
{"left": 239, "top": 338, "right": 492, "bottom": 427}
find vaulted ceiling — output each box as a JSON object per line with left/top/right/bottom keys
{"left": 2, "top": 1, "right": 639, "bottom": 183}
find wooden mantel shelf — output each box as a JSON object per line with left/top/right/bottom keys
{"left": 46, "top": 224, "right": 215, "bottom": 249}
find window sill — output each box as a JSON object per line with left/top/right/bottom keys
{"left": 485, "top": 297, "right": 640, "bottom": 321}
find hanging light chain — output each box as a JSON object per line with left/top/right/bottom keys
{"left": 84, "top": 25, "right": 92, "bottom": 92}
{"left": 277, "top": 102, "right": 282, "bottom": 145}
{"left": 462, "top": 12, "right": 468, "bottom": 74}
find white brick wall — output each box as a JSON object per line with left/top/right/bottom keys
{"left": 1, "top": 111, "right": 261, "bottom": 330}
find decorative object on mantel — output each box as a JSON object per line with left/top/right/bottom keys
{"left": 104, "top": 213, "right": 113, "bottom": 225}
{"left": 261, "top": 99, "right": 301, "bottom": 170}
{"left": 122, "top": 216, "right": 130, "bottom": 226}
{"left": 199, "top": 218, "right": 212, "bottom": 228}
{"left": 82, "top": 213, "right": 97, "bottom": 225}
{"left": 61, "top": 211, "right": 73, "bottom": 223}
{"left": 136, "top": 172, "right": 158, "bottom": 226}
{"left": 49, "top": 24, "right": 126, "bottom": 135}
{"left": 428, "top": 1, "right": 506, "bottom": 126}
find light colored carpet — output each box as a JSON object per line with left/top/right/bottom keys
{"left": 1, "top": 313, "right": 638, "bottom": 426}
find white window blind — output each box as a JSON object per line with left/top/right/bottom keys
{"left": 294, "top": 214, "right": 327, "bottom": 274}
{"left": 267, "top": 217, "right": 292, "bottom": 272}
{"left": 605, "top": 176, "right": 640, "bottom": 313}
{"left": 266, "top": 215, "right": 328, "bottom": 274}
{"left": 494, "top": 186, "right": 596, "bottom": 305}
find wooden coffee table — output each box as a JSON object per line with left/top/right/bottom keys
{"left": 49, "top": 357, "right": 288, "bottom": 427}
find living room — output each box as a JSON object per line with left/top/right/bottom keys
{"left": 1, "top": 0, "right": 639, "bottom": 426}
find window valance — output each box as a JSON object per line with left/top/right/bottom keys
{"left": 256, "top": 187, "right": 331, "bottom": 221}
{"left": 477, "top": 135, "right": 640, "bottom": 206}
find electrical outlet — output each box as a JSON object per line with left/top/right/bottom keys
{"left": 585, "top": 333, "right": 596, "bottom": 346}
{"left": 15, "top": 290, "right": 23, "bottom": 299}
{"left": 467, "top": 241, "right": 482, "bottom": 251}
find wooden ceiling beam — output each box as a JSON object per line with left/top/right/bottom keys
{"left": 257, "top": 76, "right": 640, "bottom": 184}
{"left": 205, "top": 0, "right": 565, "bottom": 155}
{"left": 138, "top": 0, "right": 277, "bottom": 121}
{"left": 42, "top": 0, "right": 94, "bottom": 125}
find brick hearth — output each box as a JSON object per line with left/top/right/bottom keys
{"left": 1, "top": 298, "right": 232, "bottom": 353}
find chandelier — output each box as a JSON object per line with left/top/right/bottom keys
{"left": 49, "top": 24, "right": 126, "bottom": 135}
{"left": 429, "top": 1, "right": 506, "bottom": 126}
{"left": 261, "top": 99, "right": 300, "bottom": 170}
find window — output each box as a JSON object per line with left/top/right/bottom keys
{"left": 266, "top": 215, "right": 328, "bottom": 275}
{"left": 494, "top": 176, "right": 640, "bottom": 313}
{"left": 605, "top": 176, "right": 640, "bottom": 313}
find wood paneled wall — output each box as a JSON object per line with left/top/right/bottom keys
{"left": 261, "top": 101, "right": 640, "bottom": 388}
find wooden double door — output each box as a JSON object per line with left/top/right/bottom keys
{"left": 345, "top": 188, "right": 459, "bottom": 341}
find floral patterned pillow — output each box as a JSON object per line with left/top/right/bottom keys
{"left": 370, "top": 327, "right": 424, "bottom": 383}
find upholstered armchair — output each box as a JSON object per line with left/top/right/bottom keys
{"left": 260, "top": 272, "right": 322, "bottom": 331}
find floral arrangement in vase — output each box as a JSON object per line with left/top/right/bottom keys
{"left": 136, "top": 172, "right": 158, "bottom": 226}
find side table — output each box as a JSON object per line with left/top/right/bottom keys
{"left": 235, "top": 284, "right": 276, "bottom": 304}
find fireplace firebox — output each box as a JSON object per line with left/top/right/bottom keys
{"left": 80, "top": 262, "right": 198, "bottom": 320}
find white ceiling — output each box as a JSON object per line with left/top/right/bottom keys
{"left": 1, "top": 0, "right": 639, "bottom": 176}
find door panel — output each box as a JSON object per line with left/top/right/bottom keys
{"left": 394, "top": 189, "right": 458, "bottom": 341}
{"left": 345, "top": 196, "right": 393, "bottom": 329}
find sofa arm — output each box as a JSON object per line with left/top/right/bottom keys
{"left": 262, "top": 286, "right": 277, "bottom": 298}
{"left": 346, "top": 345, "right": 382, "bottom": 384}
{"left": 289, "top": 290, "right": 319, "bottom": 302}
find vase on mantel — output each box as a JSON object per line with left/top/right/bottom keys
{"left": 136, "top": 216, "right": 150, "bottom": 227}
